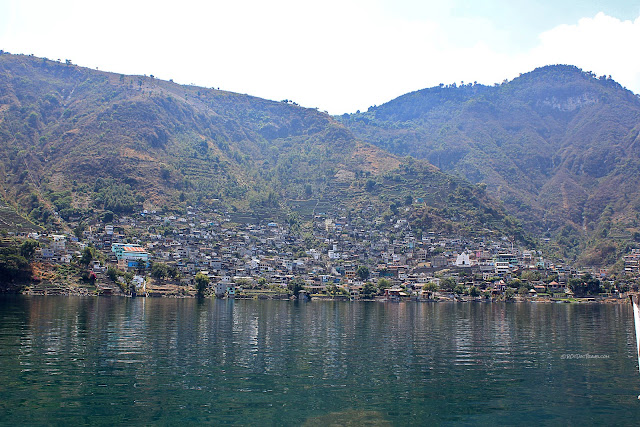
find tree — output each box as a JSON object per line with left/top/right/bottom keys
{"left": 338, "top": 287, "right": 350, "bottom": 296}
{"left": 80, "top": 247, "right": 93, "bottom": 267}
{"left": 568, "top": 278, "right": 586, "bottom": 296}
{"left": 160, "top": 166, "right": 171, "bottom": 181}
{"left": 106, "top": 266, "right": 118, "bottom": 282}
{"left": 27, "top": 112, "right": 38, "bottom": 128}
{"left": 288, "top": 278, "right": 305, "bottom": 297}
{"left": 195, "top": 272, "right": 210, "bottom": 298}
{"left": 568, "top": 273, "right": 601, "bottom": 296}
{"left": 356, "top": 266, "right": 370, "bottom": 281}
{"left": 440, "top": 277, "right": 456, "bottom": 291}
{"left": 504, "top": 288, "right": 515, "bottom": 301}
{"left": 102, "top": 211, "right": 114, "bottom": 223}
{"left": 361, "top": 282, "right": 378, "bottom": 298}
{"left": 166, "top": 265, "right": 179, "bottom": 279}
{"left": 73, "top": 224, "right": 85, "bottom": 239}
{"left": 151, "top": 262, "right": 168, "bottom": 279}
{"left": 424, "top": 282, "right": 438, "bottom": 292}
{"left": 469, "top": 286, "right": 480, "bottom": 297}
{"left": 377, "top": 278, "right": 392, "bottom": 291}
{"left": 545, "top": 272, "right": 559, "bottom": 283}
{"left": 19, "top": 240, "right": 39, "bottom": 259}
{"left": 454, "top": 284, "right": 466, "bottom": 295}
{"left": 520, "top": 270, "right": 541, "bottom": 282}
{"left": 0, "top": 244, "right": 32, "bottom": 283}
{"left": 584, "top": 274, "right": 602, "bottom": 294}
{"left": 510, "top": 278, "right": 523, "bottom": 289}
{"left": 234, "top": 278, "right": 252, "bottom": 288}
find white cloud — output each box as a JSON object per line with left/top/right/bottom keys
{"left": 523, "top": 13, "right": 640, "bottom": 91}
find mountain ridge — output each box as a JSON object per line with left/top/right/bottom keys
{"left": 338, "top": 64, "right": 640, "bottom": 265}
{"left": 0, "top": 52, "right": 527, "bottom": 245}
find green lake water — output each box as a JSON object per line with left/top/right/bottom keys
{"left": 1, "top": 296, "right": 640, "bottom": 425}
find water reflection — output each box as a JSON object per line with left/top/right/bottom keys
{"left": 0, "top": 296, "right": 638, "bottom": 425}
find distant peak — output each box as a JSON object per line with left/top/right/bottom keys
{"left": 515, "top": 64, "right": 609, "bottom": 83}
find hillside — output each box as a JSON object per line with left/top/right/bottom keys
{"left": 339, "top": 65, "right": 640, "bottom": 265}
{"left": 0, "top": 195, "right": 40, "bottom": 234}
{"left": 0, "top": 53, "right": 526, "bottom": 243}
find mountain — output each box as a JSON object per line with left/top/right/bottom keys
{"left": 0, "top": 53, "right": 526, "bottom": 242}
{"left": 338, "top": 65, "right": 640, "bottom": 265}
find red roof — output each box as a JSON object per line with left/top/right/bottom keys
{"left": 123, "top": 246, "right": 146, "bottom": 252}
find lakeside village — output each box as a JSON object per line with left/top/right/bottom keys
{"left": 6, "top": 204, "right": 640, "bottom": 302}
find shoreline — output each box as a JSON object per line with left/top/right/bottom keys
{"left": 1, "top": 287, "right": 630, "bottom": 304}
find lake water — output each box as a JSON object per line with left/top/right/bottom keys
{"left": 1, "top": 296, "right": 640, "bottom": 425}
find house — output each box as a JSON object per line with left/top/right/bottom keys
{"left": 415, "top": 250, "right": 428, "bottom": 263}
{"left": 533, "top": 284, "right": 546, "bottom": 294}
{"left": 494, "top": 261, "right": 510, "bottom": 275}
{"left": 384, "top": 286, "right": 408, "bottom": 299}
{"left": 215, "top": 279, "right": 233, "bottom": 298}
{"left": 51, "top": 235, "right": 66, "bottom": 252}
{"left": 495, "top": 253, "right": 518, "bottom": 267}
{"left": 431, "top": 255, "right": 448, "bottom": 268}
{"left": 38, "top": 247, "right": 55, "bottom": 259}
{"left": 624, "top": 250, "right": 640, "bottom": 273}
{"left": 547, "top": 281, "right": 564, "bottom": 293}
{"left": 112, "top": 243, "right": 149, "bottom": 268}
{"left": 210, "top": 258, "right": 222, "bottom": 271}
{"left": 419, "top": 288, "right": 435, "bottom": 300}
{"left": 493, "top": 279, "right": 507, "bottom": 292}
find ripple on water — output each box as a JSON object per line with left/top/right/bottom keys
{"left": 1, "top": 297, "right": 639, "bottom": 425}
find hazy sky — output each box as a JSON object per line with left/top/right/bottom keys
{"left": 1, "top": 0, "right": 639, "bottom": 114}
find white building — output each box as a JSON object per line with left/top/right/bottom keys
{"left": 455, "top": 252, "right": 471, "bottom": 267}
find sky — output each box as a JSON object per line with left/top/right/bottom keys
{"left": 1, "top": 0, "right": 639, "bottom": 114}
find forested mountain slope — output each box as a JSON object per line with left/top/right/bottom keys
{"left": 339, "top": 65, "right": 640, "bottom": 264}
{"left": 0, "top": 53, "right": 525, "bottom": 242}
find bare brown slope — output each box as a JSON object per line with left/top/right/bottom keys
{"left": 0, "top": 53, "right": 526, "bottom": 241}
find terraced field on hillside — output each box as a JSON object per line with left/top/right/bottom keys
{"left": 0, "top": 198, "right": 41, "bottom": 233}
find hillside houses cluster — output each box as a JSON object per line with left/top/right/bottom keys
{"left": 16, "top": 204, "right": 633, "bottom": 298}
{"left": 624, "top": 249, "right": 640, "bottom": 275}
